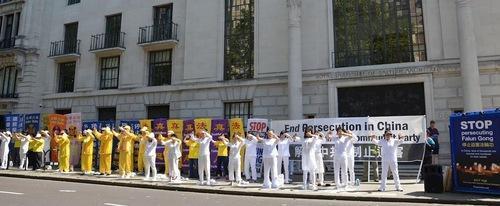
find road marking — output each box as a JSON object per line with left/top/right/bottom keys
{"left": 59, "top": 190, "right": 77, "bottom": 193}
{"left": 0, "top": 190, "right": 24, "bottom": 195}
{"left": 104, "top": 203, "right": 128, "bottom": 206}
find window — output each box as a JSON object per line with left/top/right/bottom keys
{"left": 100, "top": 56, "right": 120, "bottom": 89}
{"left": 98, "top": 107, "right": 116, "bottom": 122}
{"left": 14, "top": 12, "right": 20, "bottom": 36}
{"left": 105, "top": 14, "right": 122, "bottom": 48}
{"left": 224, "top": 101, "right": 253, "bottom": 126}
{"left": 64, "top": 22, "right": 78, "bottom": 53}
{"left": 68, "top": 0, "right": 80, "bottom": 5}
{"left": 58, "top": 62, "right": 76, "bottom": 93}
{"left": 149, "top": 50, "right": 172, "bottom": 86}
{"left": 337, "top": 83, "right": 425, "bottom": 117}
{"left": 333, "top": 0, "right": 426, "bottom": 67}
{"left": 0, "top": 66, "right": 17, "bottom": 98}
{"left": 153, "top": 4, "right": 173, "bottom": 40}
{"left": 224, "top": 0, "right": 254, "bottom": 80}
{"left": 147, "top": 105, "right": 170, "bottom": 119}
{"left": 55, "top": 109, "right": 72, "bottom": 115}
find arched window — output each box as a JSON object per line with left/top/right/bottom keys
{"left": 0, "top": 66, "right": 18, "bottom": 98}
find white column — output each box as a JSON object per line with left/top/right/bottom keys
{"left": 456, "top": 0, "right": 483, "bottom": 112}
{"left": 287, "top": 0, "right": 303, "bottom": 120}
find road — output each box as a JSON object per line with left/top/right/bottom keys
{"left": 0, "top": 177, "right": 456, "bottom": 206}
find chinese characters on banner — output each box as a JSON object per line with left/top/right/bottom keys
{"left": 247, "top": 119, "right": 268, "bottom": 176}
{"left": 210, "top": 119, "right": 228, "bottom": 170}
{"left": 181, "top": 120, "right": 195, "bottom": 170}
{"left": 24, "top": 113, "right": 41, "bottom": 135}
{"left": 48, "top": 114, "right": 67, "bottom": 162}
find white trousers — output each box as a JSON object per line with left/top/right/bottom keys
{"left": 303, "top": 170, "right": 316, "bottom": 187}
{"left": 168, "top": 156, "right": 180, "bottom": 180}
{"left": 277, "top": 156, "right": 289, "bottom": 182}
{"left": 263, "top": 156, "right": 278, "bottom": 187}
{"left": 334, "top": 156, "right": 348, "bottom": 188}
{"left": 228, "top": 157, "right": 241, "bottom": 182}
{"left": 19, "top": 150, "right": 29, "bottom": 170}
{"left": 144, "top": 155, "right": 157, "bottom": 179}
{"left": 244, "top": 156, "right": 257, "bottom": 181}
{"left": 0, "top": 148, "right": 9, "bottom": 168}
{"left": 198, "top": 155, "right": 211, "bottom": 183}
{"left": 347, "top": 155, "right": 355, "bottom": 185}
{"left": 380, "top": 160, "right": 401, "bottom": 190}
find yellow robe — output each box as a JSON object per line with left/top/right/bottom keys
{"left": 137, "top": 133, "right": 148, "bottom": 173}
{"left": 93, "top": 130, "right": 114, "bottom": 175}
{"left": 77, "top": 133, "right": 95, "bottom": 173}
{"left": 54, "top": 134, "right": 70, "bottom": 172}
{"left": 113, "top": 130, "right": 138, "bottom": 176}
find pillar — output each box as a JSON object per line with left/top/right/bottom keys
{"left": 456, "top": 0, "right": 483, "bottom": 112}
{"left": 287, "top": 0, "right": 303, "bottom": 120}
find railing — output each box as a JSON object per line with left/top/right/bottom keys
{"left": 90, "top": 32, "right": 126, "bottom": 51}
{"left": 0, "top": 37, "right": 16, "bottom": 50}
{"left": 49, "top": 40, "right": 81, "bottom": 57}
{"left": 138, "top": 22, "right": 178, "bottom": 44}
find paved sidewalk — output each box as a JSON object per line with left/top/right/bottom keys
{"left": 0, "top": 169, "right": 497, "bottom": 205}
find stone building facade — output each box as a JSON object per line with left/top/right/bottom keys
{"left": 2, "top": 0, "right": 500, "bottom": 165}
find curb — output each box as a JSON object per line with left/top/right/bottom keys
{"left": 0, "top": 173, "right": 494, "bottom": 205}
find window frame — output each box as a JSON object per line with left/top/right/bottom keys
{"left": 0, "top": 66, "right": 17, "bottom": 98}
{"left": 148, "top": 49, "right": 172, "bottom": 86}
{"left": 99, "top": 56, "right": 120, "bottom": 90}
{"left": 67, "top": 0, "right": 80, "bottom": 6}
{"left": 223, "top": 101, "right": 253, "bottom": 127}
{"left": 58, "top": 62, "right": 76, "bottom": 93}
{"left": 98, "top": 107, "right": 116, "bottom": 122}
{"left": 147, "top": 105, "right": 170, "bottom": 119}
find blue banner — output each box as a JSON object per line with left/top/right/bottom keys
{"left": 24, "top": 113, "right": 40, "bottom": 135}
{"left": 5, "top": 114, "right": 24, "bottom": 132}
{"left": 82, "top": 121, "right": 116, "bottom": 131}
{"left": 119, "top": 120, "right": 141, "bottom": 133}
{"left": 449, "top": 109, "right": 500, "bottom": 195}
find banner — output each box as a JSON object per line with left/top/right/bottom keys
{"left": 24, "top": 113, "right": 40, "bottom": 135}
{"left": 271, "top": 116, "right": 426, "bottom": 173}
{"left": 65, "top": 113, "right": 82, "bottom": 136}
{"left": 181, "top": 120, "right": 195, "bottom": 170}
{"left": 48, "top": 114, "right": 67, "bottom": 162}
{"left": 247, "top": 118, "right": 268, "bottom": 176}
{"left": 152, "top": 119, "right": 168, "bottom": 136}
{"left": 139, "top": 119, "right": 152, "bottom": 131}
{"left": 119, "top": 120, "right": 141, "bottom": 133}
{"left": 229, "top": 118, "right": 245, "bottom": 137}
{"left": 168, "top": 119, "right": 184, "bottom": 168}
{"left": 210, "top": 119, "right": 229, "bottom": 170}
{"left": 5, "top": 114, "right": 24, "bottom": 132}
{"left": 449, "top": 110, "right": 500, "bottom": 195}
{"left": 194, "top": 118, "right": 212, "bottom": 133}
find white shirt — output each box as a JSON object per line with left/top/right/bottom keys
{"left": 145, "top": 138, "right": 157, "bottom": 157}
{"left": 373, "top": 138, "right": 402, "bottom": 161}
{"left": 262, "top": 138, "right": 278, "bottom": 158}
{"left": 244, "top": 137, "right": 258, "bottom": 157}
{"left": 346, "top": 133, "right": 358, "bottom": 157}
{"left": 165, "top": 140, "right": 181, "bottom": 159}
{"left": 299, "top": 136, "right": 319, "bottom": 171}
{"left": 333, "top": 135, "right": 349, "bottom": 158}
{"left": 20, "top": 135, "right": 32, "bottom": 152}
{"left": 0, "top": 133, "right": 11, "bottom": 155}
{"left": 228, "top": 141, "right": 243, "bottom": 159}
{"left": 277, "top": 138, "right": 290, "bottom": 157}
{"left": 313, "top": 138, "right": 324, "bottom": 154}
{"left": 193, "top": 132, "right": 212, "bottom": 157}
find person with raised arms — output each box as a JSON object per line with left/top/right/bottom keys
{"left": 222, "top": 133, "right": 245, "bottom": 186}
{"left": 190, "top": 130, "right": 214, "bottom": 185}
{"left": 295, "top": 128, "right": 324, "bottom": 190}
{"left": 137, "top": 127, "right": 150, "bottom": 175}
{"left": 345, "top": 130, "right": 358, "bottom": 186}
{"left": 371, "top": 130, "right": 404, "bottom": 192}
{"left": 0, "top": 131, "right": 12, "bottom": 169}
{"left": 53, "top": 130, "right": 71, "bottom": 173}
{"left": 314, "top": 130, "right": 326, "bottom": 186}
{"left": 93, "top": 126, "right": 114, "bottom": 176}
{"left": 162, "top": 131, "right": 182, "bottom": 182}
{"left": 76, "top": 129, "right": 95, "bottom": 175}
{"left": 277, "top": 131, "right": 292, "bottom": 184}
{"left": 331, "top": 127, "right": 350, "bottom": 190}
{"left": 143, "top": 132, "right": 159, "bottom": 181}
{"left": 260, "top": 130, "right": 280, "bottom": 189}
{"left": 112, "top": 125, "right": 139, "bottom": 179}
{"left": 14, "top": 132, "right": 31, "bottom": 170}
{"left": 243, "top": 132, "right": 259, "bottom": 183}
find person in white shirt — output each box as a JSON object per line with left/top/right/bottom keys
{"left": 314, "top": 132, "right": 326, "bottom": 186}
{"left": 162, "top": 131, "right": 182, "bottom": 182}
{"left": 143, "top": 132, "right": 158, "bottom": 181}
{"left": 345, "top": 130, "right": 358, "bottom": 186}
{"left": 0, "top": 131, "right": 12, "bottom": 169}
{"left": 277, "top": 131, "right": 292, "bottom": 184}
{"left": 371, "top": 130, "right": 404, "bottom": 192}
{"left": 331, "top": 127, "right": 350, "bottom": 189}
{"left": 15, "top": 132, "right": 32, "bottom": 170}
{"left": 295, "top": 129, "right": 323, "bottom": 190}
{"left": 259, "top": 130, "right": 280, "bottom": 189}
{"left": 225, "top": 133, "right": 245, "bottom": 186}
{"left": 190, "top": 130, "right": 213, "bottom": 185}
{"left": 243, "top": 132, "right": 258, "bottom": 182}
